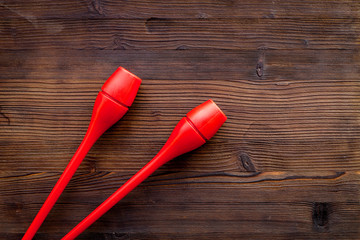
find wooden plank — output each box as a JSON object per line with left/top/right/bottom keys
{"left": 1, "top": 171, "right": 359, "bottom": 239}
{"left": 1, "top": 49, "right": 359, "bottom": 81}
{"left": 1, "top": 18, "right": 359, "bottom": 50}
{"left": 1, "top": 0, "right": 359, "bottom": 19}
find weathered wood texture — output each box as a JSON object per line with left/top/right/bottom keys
{"left": 1, "top": 0, "right": 359, "bottom": 239}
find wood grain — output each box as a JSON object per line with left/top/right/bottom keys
{"left": 1, "top": 17, "right": 359, "bottom": 50}
{"left": 1, "top": 49, "right": 359, "bottom": 81}
{"left": 0, "top": 0, "right": 359, "bottom": 239}
{"left": 1, "top": 0, "right": 359, "bottom": 19}
{"left": 1, "top": 49, "right": 359, "bottom": 173}
{"left": 1, "top": 171, "right": 359, "bottom": 239}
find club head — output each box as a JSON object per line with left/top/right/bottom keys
{"left": 157, "top": 100, "right": 227, "bottom": 162}
{"left": 86, "top": 67, "right": 142, "bottom": 142}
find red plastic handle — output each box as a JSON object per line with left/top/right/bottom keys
{"left": 62, "top": 100, "right": 227, "bottom": 240}
{"left": 22, "top": 67, "right": 141, "bottom": 240}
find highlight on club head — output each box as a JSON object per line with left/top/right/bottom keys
{"left": 186, "top": 99, "right": 227, "bottom": 140}
{"left": 101, "top": 66, "right": 142, "bottom": 107}
{"left": 87, "top": 67, "right": 142, "bottom": 140}
{"left": 22, "top": 67, "right": 142, "bottom": 240}
{"left": 157, "top": 99, "right": 227, "bottom": 162}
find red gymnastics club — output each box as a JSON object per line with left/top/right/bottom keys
{"left": 62, "top": 99, "right": 227, "bottom": 240}
{"left": 22, "top": 67, "right": 142, "bottom": 240}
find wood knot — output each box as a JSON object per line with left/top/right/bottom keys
{"left": 263, "top": 13, "right": 275, "bottom": 19}
{"left": 312, "top": 202, "right": 330, "bottom": 231}
{"left": 197, "top": 12, "right": 209, "bottom": 19}
{"left": 303, "top": 39, "right": 309, "bottom": 46}
{"left": 176, "top": 45, "right": 188, "bottom": 50}
{"left": 0, "top": 106, "right": 10, "bottom": 126}
{"left": 238, "top": 153, "right": 256, "bottom": 172}
{"left": 112, "top": 232, "right": 130, "bottom": 239}
{"left": 256, "top": 61, "right": 264, "bottom": 77}
{"left": 86, "top": 159, "right": 97, "bottom": 173}
{"left": 256, "top": 49, "right": 266, "bottom": 78}
{"left": 88, "top": 0, "right": 105, "bottom": 16}
{"left": 145, "top": 17, "right": 173, "bottom": 33}
{"left": 7, "top": 202, "right": 23, "bottom": 215}
{"left": 113, "top": 34, "right": 126, "bottom": 50}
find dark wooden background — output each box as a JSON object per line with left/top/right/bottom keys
{"left": 1, "top": 0, "right": 359, "bottom": 239}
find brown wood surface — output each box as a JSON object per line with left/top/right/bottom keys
{"left": 1, "top": 0, "right": 359, "bottom": 239}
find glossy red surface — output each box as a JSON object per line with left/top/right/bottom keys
{"left": 101, "top": 67, "right": 142, "bottom": 107}
{"left": 186, "top": 99, "right": 227, "bottom": 140}
{"left": 22, "top": 67, "right": 141, "bottom": 240}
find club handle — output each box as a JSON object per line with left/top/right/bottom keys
{"left": 61, "top": 152, "right": 167, "bottom": 240}
{"left": 22, "top": 92, "right": 129, "bottom": 239}
{"left": 61, "top": 116, "right": 209, "bottom": 239}
{"left": 22, "top": 134, "right": 96, "bottom": 240}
